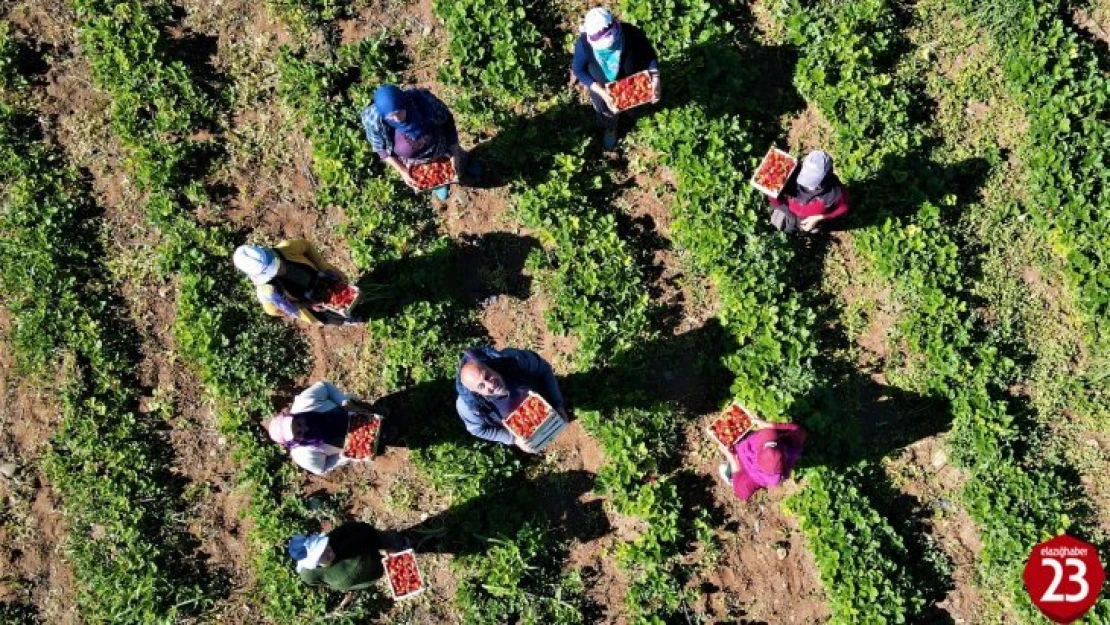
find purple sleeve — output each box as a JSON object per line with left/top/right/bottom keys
{"left": 377, "top": 149, "right": 392, "bottom": 160}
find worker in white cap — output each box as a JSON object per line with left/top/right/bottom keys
{"left": 768, "top": 150, "right": 851, "bottom": 233}
{"left": 232, "top": 239, "right": 360, "bottom": 325}
{"left": 571, "top": 7, "right": 661, "bottom": 148}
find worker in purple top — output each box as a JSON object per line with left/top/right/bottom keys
{"left": 714, "top": 417, "right": 807, "bottom": 501}
{"left": 360, "top": 84, "right": 479, "bottom": 201}
{"left": 571, "top": 7, "right": 661, "bottom": 148}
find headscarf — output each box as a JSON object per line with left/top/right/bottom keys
{"left": 288, "top": 534, "right": 329, "bottom": 572}
{"left": 582, "top": 8, "right": 621, "bottom": 49}
{"left": 373, "top": 85, "right": 433, "bottom": 141}
{"left": 269, "top": 407, "right": 349, "bottom": 449}
{"left": 794, "top": 150, "right": 843, "bottom": 208}
{"left": 796, "top": 150, "right": 832, "bottom": 190}
{"left": 233, "top": 245, "right": 279, "bottom": 285}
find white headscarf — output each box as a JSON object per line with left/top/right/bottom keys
{"left": 582, "top": 8, "right": 618, "bottom": 49}
{"left": 232, "top": 245, "right": 279, "bottom": 285}
{"left": 288, "top": 534, "right": 330, "bottom": 572}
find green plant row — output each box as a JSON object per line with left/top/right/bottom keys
{"left": 581, "top": 405, "right": 699, "bottom": 623}
{"left": 431, "top": 0, "right": 555, "bottom": 128}
{"left": 621, "top": 0, "right": 944, "bottom": 616}
{"left": 954, "top": 0, "right": 1110, "bottom": 353}
{"left": 784, "top": 468, "right": 927, "bottom": 622}
{"left": 456, "top": 521, "right": 587, "bottom": 624}
{"left": 70, "top": 1, "right": 329, "bottom": 621}
{"left": 787, "top": 0, "right": 1106, "bottom": 620}
{"left": 637, "top": 100, "right": 926, "bottom": 624}
{"left": 514, "top": 147, "right": 656, "bottom": 367}
{"left": 0, "top": 102, "right": 214, "bottom": 622}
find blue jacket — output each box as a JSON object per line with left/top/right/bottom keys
{"left": 571, "top": 23, "right": 659, "bottom": 89}
{"left": 454, "top": 347, "right": 565, "bottom": 445}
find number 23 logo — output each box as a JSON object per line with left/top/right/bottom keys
{"left": 1040, "top": 557, "right": 1089, "bottom": 603}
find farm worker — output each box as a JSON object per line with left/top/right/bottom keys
{"left": 360, "top": 84, "right": 480, "bottom": 202}
{"left": 232, "top": 240, "right": 361, "bottom": 326}
{"left": 571, "top": 7, "right": 661, "bottom": 149}
{"left": 267, "top": 381, "right": 384, "bottom": 475}
{"left": 455, "top": 346, "right": 568, "bottom": 454}
{"left": 768, "top": 150, "right": 850, "bottom": 233}
{"left": 715, "top": 418, "right": 807, "bottom": 501}
{"left": 289, "top": 522, "right": 399, "bottom": 607}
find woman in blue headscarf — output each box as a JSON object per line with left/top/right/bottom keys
{"left": 571, "top": 7, "right": 661, "bottom": 148}
{"left": 360, "top": 84, "right": 475, "bottom": 200}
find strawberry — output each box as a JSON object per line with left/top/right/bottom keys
{"left": 410, "top": 159, "right": 457, "bottom": 190}
{"left": 504, "top": 394, "right": 552, "bottom": 439}
{"left": 607, "top": 72, "right": 653, "bottom": 111}
{"left": 384, "top": 551, "right": 423, "bottom": 598}
{"left": 709, "top": 404, "right": 754, "bottom": 446}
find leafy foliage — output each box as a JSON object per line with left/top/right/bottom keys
{"left": 457, "top": 523, "right": 586, "bottom": 624}
{"left": 0, "top": 104, "right": 216, "bottom": 623}
{"left": 787, "top": 0, "right": 1104, "bottom": 620}
{"left": 515, "top": 147, "right": 656, "bottom": 367}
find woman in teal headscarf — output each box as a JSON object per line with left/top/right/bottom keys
{"left": 571, "top": 7, "right": 661, "bottom": 148}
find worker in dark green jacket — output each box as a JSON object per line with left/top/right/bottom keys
{"left": 288, "top": 522, "right": 393, "bottom": 606}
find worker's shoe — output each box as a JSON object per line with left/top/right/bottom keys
{"left": 718, "top": 463, "right": 732, "bottom": 486}
{"left": 602, "top": 130, "right": 618, "bottom": 149}
{"left": 434, "top": 185, "right": 451, "bottom": 201}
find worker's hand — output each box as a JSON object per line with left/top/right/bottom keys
{"left": 651, "top": 74, "right": 662, "bottom": 103}
{"left": 592, "top": 83, "right": 618, "bottom": 113}
{"left": 514, "top": 435, "right": 537, "bottom": 454}
{"left": 335, "top": 591, "right": 355, "bottom": 611}
{"left": 800, "top": 215, "right": 824, "bottom": 231}
{"left": 400, "top": 167, "right": 419, "bottom": 190}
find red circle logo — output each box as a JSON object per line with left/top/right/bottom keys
{"left": 1023, "top": 534, "right": 1106, "bottom": 624}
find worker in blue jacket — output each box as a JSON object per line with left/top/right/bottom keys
{"left": 571, "top": 7, "right": 661, "bottom": 148}
{"left": 454, "top": 346, "right": 568, "bottom": 453}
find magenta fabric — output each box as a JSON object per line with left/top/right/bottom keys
{"left": 730, "top": 423, "right": 807, "bottom": 501}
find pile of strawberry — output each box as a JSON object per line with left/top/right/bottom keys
{"left": 608, "top": 72, "right": 653, "bottom": 111}
{"left": 383, "top": 551, "right": 423, "bottom": 599}
{"left": 710, "top": 404, "right": 754, "bottom": 446}
{"left": 410, "top": 159, "right": 456, "bottom": 190}
{"left": 504, "top": 394, "right": 551, "bottom": 439}
{"left": 753, "top": 148, "right": 797, "bottom": 195}
{"left": 318, "top": 281, "right": 358, "bottom": 309}
{"left": 343, "top": 412, "right": 381, "bottom": 459}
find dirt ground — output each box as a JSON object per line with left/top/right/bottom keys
{"left": 0, "top": 0, "right": 1058, "bottom": 622}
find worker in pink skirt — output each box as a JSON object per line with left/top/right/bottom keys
{"left": 714, "top": 417, "right": 807, "bottom": 501}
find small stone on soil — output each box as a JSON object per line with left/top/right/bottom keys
{"left": 0, "top": 463, "right": 17, "bottom": 478}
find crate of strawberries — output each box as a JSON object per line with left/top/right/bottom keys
{"left": 503, "top": 392, "right": 567, "bottom": 452}
{"left": 343, "top": 410, "right": 383, "bottom": 460}
{"left": 313, "top": 278, "right": 361, "bottom": 316}
{"left": 382, "top": 549, "right": 425, "bottom": 600}
{"left": 605, "top": 71, "right": 654, "bottom": 112}
{"left": 750, "top": 146, "right": 798, "bottom": 198}
{"left": 409, "top": 158, "right": 458, "bottom": 191}
{"left": 706, "top": 403, "right": 756, "bottom": 448}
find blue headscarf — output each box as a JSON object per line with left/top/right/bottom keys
{"left": 374, "top": 85, "right": 432, "bottom": 140}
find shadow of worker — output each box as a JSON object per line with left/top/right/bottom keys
{"left": 351, "top": 231, "right": 540, "bottom": 320}
{"left": 401, "top": 469, "right": 608, "bottom": 557}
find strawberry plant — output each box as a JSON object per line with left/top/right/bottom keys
{"left": 432, "top": 0, "right": 554, "bottom": 126}
{"left": 515, "top": 146, "right": 655, "bottom": 367}
{"left": 785, "top": 0, "right": 1105, "bottom": 620}
{"left": 0, "top": 103, "right": 218, "bottom": 621}
{"left": 457, "top": 523, "right": 586, "bottom": 624}
{"left": 954, "top": 0, "right": 1110, "bottom": 354}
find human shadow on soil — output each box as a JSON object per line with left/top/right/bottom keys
{"left": 351, "top": 231, "right": 540, "bottom": 320}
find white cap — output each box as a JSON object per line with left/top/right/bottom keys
{"left": 797, "top": 150, "right": 833, "bottom": 190}
{"left": 232, "top": 245, "right": 279, "bottom": 285}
